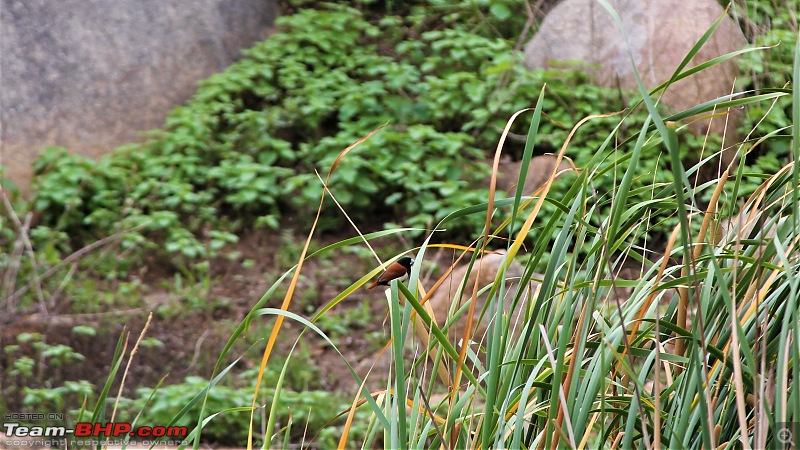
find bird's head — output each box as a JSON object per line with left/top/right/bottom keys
{"left": 397, "top": 257, "right": 414, "bottom": 271}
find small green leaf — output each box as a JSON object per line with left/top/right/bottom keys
{"left": 489, "top": 3, "right": 511, "bottom": 20}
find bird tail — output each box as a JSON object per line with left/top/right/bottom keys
{"left": 367, "top": 281, "right": 378, "bottom": 290}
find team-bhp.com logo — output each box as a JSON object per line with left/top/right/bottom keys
{"left": 4, "top": 422, "right": 188, "bottom": 439}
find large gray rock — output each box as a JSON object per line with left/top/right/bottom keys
{"left": 524, "top": 0, "right": 746, "bottom": 169}
{"left": 1, "top": 0, "right": 277, "bottom": 192}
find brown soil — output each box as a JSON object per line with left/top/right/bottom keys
{"left": 0, "top": 227, "right": 416, "bottom": 428}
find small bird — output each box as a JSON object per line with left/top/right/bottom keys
{"left": 367, "top": 257, "right": 414, "bottom": 289}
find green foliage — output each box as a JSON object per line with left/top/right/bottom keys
{"left": 120, "top": 375, "right": 362, "bottom": 447}
{"left": 71, "top": 325, "right": 97, "bottom": 337}
{"left": 7, "top": 0, "right": 770, "bottom": 280}
{"left": 24, "top": 381, "right": 94, "bottom": 412}
{"left": 2, "top": 332, "right": 93, "bottom": 415}
{"left": 734, "top": 2, "right": 797, "bottom": 196}
{"left": 21, "top": 6, "right": 491, "bottom": 264}
{"left": 314, "top": 299, "right": 373, "bottom": 340}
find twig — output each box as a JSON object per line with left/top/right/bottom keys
{"left": 419, "top": 384, "right": 449, "bottom": 450}
{"left": 186, "top": 329, "right": 210, "bottom": 373}
{"left": 1, "top": 190, "right": 48, "bottom": 314}
{"left": 110, "top": 312, "right": 154, "bottom": 432}
{"left": 1, "top": 209, "right": 26, "bottom": 310}
{"left": 49, "top": 263, "right": 77, "bottom": 312}
{"left": 7, "top": 222, "right": 150, "bottom": 304}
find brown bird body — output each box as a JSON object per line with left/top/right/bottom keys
{"left": 367, "top": 257, "right": 414, "bottom": 289}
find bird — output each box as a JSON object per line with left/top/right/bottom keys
{"left": 367, "top": 257, "right": 414, "bottom": 289}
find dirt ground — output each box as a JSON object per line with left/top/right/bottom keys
{"left": 0, "top": 226, "right": 434, "bottom": 445}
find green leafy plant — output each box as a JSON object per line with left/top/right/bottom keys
{"left": 730, "top": 1, "right": 797, "bottom": 199}
{"left": 2, "top": 332, "right": 93, "bottom": 417}
{"left": 6, "top": 1, "right": 761, "bottom": 282}
{"left": 113, "top": 372, "right": 362, "bottom": 447}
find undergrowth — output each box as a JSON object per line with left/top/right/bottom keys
{"left": 2, "top": 1, "right": 771, "bottom": 287}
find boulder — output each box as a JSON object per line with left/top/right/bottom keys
{"left": 495, "top": 154, "right": 573, "bottom": 195}
{"left": 428, "top": 252, "right": 539, "bottom": 349}
{"left": 1, "top": 0, "right": 277, "bottom": 192}
{"left": 524, "top": 0, "right": 747, "bottom": 170}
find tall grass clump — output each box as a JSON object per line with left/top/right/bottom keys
{"left": 203, "top": 17, "right": 795, "bottom": 450}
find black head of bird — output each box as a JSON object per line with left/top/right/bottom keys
{"left": 367, "top": 257, "right": 414, "bottom": 289}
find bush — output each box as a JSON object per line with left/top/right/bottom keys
{"left": 114, "top": 374, "right": 364, "bottom": 447}
{"left": 12, "top": 6, "right": 631, "bottom": 254}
